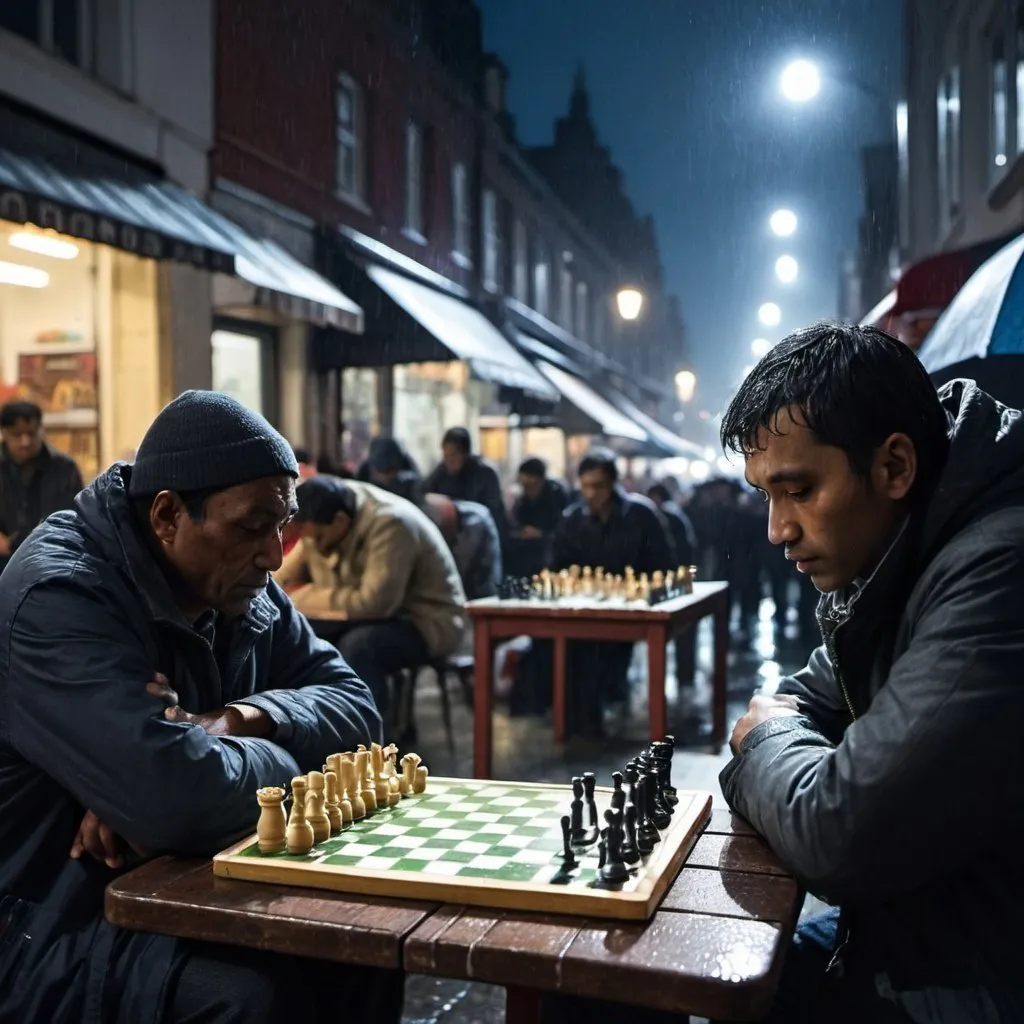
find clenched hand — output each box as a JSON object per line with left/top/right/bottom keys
{"left": 730, "top": 693, "right": 803, "bottom": 755}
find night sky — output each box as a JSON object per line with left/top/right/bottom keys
{"left": 476, "top": 0, "right": 904, "bottom": 411}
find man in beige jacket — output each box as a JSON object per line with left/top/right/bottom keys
{"left": 276, "top": 475, "right": 466, "bottom": 720}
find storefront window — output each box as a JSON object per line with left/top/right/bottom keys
{"left": 212, "top": 329, "right": 266, "bottom": 415}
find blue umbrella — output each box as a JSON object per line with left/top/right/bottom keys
{"left": 916, "top": 233, "right": 1024, "bottom": 407}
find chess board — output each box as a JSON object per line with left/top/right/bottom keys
{"left": 213, "top": 778, "right": 712, "bottom": 920}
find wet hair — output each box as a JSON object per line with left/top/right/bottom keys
{"left": 442, "top": 427, "right": 471, "bottom": 454}
{"left": 518, "top": 457, "right": 547, "bottom": 478}
{"left": 720, "top": 322, "right": 950, "bottom": 500}
{"left": 578, "top": 448, "right": 618, "bottom": 483}
{"left": 0, "top": 400, "right": 42, "bottom": 428}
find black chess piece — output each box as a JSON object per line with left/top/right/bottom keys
{"left": 650, "top": 741, "right": 678, "bottom": 805}
{"left": 559, "top": 815, "right": 578, "bottom": 870}
{"left": 624, "top": 764, "right": 640, "bottom": 810}
{"left": 610, "top": 771, "right": 625, "bottom": 813}
{"left": 635, "top": 774, "right": 661, "bottom": 854}
{"left": 582, "top": 772, "right": 599, "bottom": 843}
{"left": 621, "top": 802, "right": 640, "bottom": 864}
{"left": 595, "top": 808, "right": 629, "bottom": 887}
{"left": 569, "top": 777, "right": 588, "bottom": 845}
{"left": 639, "top": 753, "right": 671, "bottom": 828}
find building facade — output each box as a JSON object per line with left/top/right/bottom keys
{"left": 214, "top": 0, "right": 694, "bottom": 481}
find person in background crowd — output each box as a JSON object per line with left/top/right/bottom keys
{"left": 276, "top": 476, "right": 466, "bottom": 726}
{"left": 0, "top": 390, "right": 393, "bottom": 1024}
{"left": 544, "top": 449, "right": 676, "bottom": 736}
{"left": 0, "top": 400, "right": 83, "bottom": 573}
{"left": 646, "top": 482, "right": 697, "bottom": 566}
{"left": 508, "top": 456, "right": 568, "bottom": 577}
{"left": 423, "top": 493, "right": 502, "bottom": 602}
{"left": 291, "top": 447, "right": 318, "bottom": 481}
{"left": 355, "top": 436, "right": 420, "bottom": 504}
{"left": 421, "top": 427, "right": 509, "bottom": 543}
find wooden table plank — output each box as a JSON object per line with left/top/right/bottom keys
{"left": 705, "top": 808, "right": 758, "bottom": 836}
{"left": 661, "top": 866, "right": 802, "bottom": 923}
{"left": 686, "top": 834, "right": 790, "bottom": 876}
{"left": 105, "top": 857, "right": 437, "bottom": 968}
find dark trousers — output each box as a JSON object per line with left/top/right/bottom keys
{"left": 331, "top": 619, "right": 430, "bottom": 722}
{"left": 168, "top": 941, "right": 403, "bottom": 1023}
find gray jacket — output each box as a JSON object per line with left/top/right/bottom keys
{"left": 721, "top": 380, "right": 1024, "bottom": 1022}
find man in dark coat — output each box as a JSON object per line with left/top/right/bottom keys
{"left": 421, "top": 427, "right": 508, "bottom": 543}
{"left": 354, "top": 436, "right": 420, "bottom": 504}
{"left": 508, "top": 456, "right": 568, "bottom": 577}
{"left": 0, "top": 399, "right": 83, "bottom": 572}
{"left": 0, "top": 391, "right": 396, "bottom": 1024}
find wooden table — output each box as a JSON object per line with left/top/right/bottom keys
{"left": 405, "top": 808, "right": 802, "bottom": 1022}
{"left": 467, "top": 582, "right": 730, "bottom": 779}
{"left": 105, "top": 809, "right": 800, "bottom": 1023}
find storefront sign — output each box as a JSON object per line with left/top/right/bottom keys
{"left": 0, "top": 186, "right": 235, "bottom": 273}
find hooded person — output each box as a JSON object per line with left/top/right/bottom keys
{"left": 0, "top": 391, "right": 397, "bottom": 1024}
{"left": 355, "top": 437, "right": 420, "bottom": 504}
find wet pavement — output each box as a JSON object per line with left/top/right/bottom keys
{"left": 399, "top": 604, "right": 817, "bottom": 1024}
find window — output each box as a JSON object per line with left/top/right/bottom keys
{"left": 512, "top": 219, "right": 528, "bottom": 302}
{"left": 482, "top": 189, "right": 500, "bottom": 291}
{"left": 335, "top": 74, "right": 365, "bottom": 201}
{"left": 451, "top": 163, "right": 470, "bottom": 259}
{"left": 559, "top": 260, "right": 574, "bottom": 331}
{"left": 575, "top": 280, "right": 589, "bottom": 339}
{"left": 533, "top": 241, "right": 550, "bottom": 318}
{"left": 1, "top": 0, "right": 88, "bottom": 68}
{"left": 212, "top": 329, "right": 270, "bottom": 417}
{"left": 405, "top": 120, "right": 425, "bottom": 237}
{"left": 992, "top": 37, "right": 1008, "bottom": 175}
{"left": 937, "top": 68, "right": 962, "bottom": 224}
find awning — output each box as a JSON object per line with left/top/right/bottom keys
{"left": 215, "top": 237, "right": 363, "bottom": 332}
{"left": 0, "top": 147, "right": 364, "bottom": 330}
{"left": 604, "top": 388, "right": 705, "bottom": 458}
{"left": 536, "top": 360, "right": 647, "bottom": 442}
{"left": 366, "top": 264, "right": 557, "bottom": 399}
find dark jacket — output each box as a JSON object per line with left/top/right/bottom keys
{"left": 0, "top": 442, "right": 82, "bottom": 559}
{"left": 551, "top": 487, "right": 676, "bottom": 576}
{"left": 451, "top": 500, "right": 502, "bottom": 601}
{"left": 657, "top": 499, "right": 697, "bottom": 566}
{"left": 511, "top": 478, "right": 568, "bottom": 536}
{"left": 721, "top": 381, "right": 1024, "bottom": 1021}
{"left": 0, "top": 464, "right": 381, "bottom": 1023}
{"left": 422, "top": 455, "right": 508, "bottom": 539}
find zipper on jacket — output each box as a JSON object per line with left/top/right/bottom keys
{"left": 824, "top": 628, "right": 857, "bottom": 722}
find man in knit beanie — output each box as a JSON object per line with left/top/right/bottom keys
{"left": 0, "top": 391, "right": 400, "bottom": 1023}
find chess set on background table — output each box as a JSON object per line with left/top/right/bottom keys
{"left": 213, "top": 737, "right": 712, "bottom": 921}
{"left": 496, "top": 564, "right": 699, "bottom": 607}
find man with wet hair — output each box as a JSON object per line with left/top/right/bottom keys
{"left": 0, "top": 391, "right": 396, "bottom": 1023}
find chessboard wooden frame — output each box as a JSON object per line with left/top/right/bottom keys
{"left": 213, "top": 779, "right": 713, "bottom": 921}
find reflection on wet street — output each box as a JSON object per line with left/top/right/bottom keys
{"left": 401, "top": 601, "right": 813, "bottom": 1023}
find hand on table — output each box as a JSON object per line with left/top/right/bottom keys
{"left": 70, "top": 809, "right": 156, "bottom": 868}
{"left": 730, "top": 693, "right": 803, "bottom": 755}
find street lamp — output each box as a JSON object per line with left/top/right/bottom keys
{"left": 780, "top": 59, "right": 821, "bottom": 103}
{"left": 775, "top": 255, "right": 799, "bottom": 284}
{"left": 769, "top": 209, "right": 797, "bottom": 237}
{"left": 616, "top": 287, "right": 644, "bottom": 321}
{"left": 750, "top": 337, "right": 772, "bottom": 357}
{"left": 674, "top": 369, "right": 697, "bottom": 403}
{"left": 758, "top": 302, "right": 781, "bottom": 327}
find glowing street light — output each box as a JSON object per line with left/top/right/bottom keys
{"left": 780, "top": 59, "right": 821, "bottom": 103}
{"left": 758, "top": 302, "right": 781, "bottom": 327}
{"left": 769, "top": 209, "right": 797, "bottom": 237}
{"left": 751, "top": 337, "right": 772, "bottom": 358}
{"left": 674, "top": 368, "right": 697, "bottom": 403}
{"left": 616, "top": 287, "right": 644, "bottom": 321}
{"left": 775, "top": 255, "right": 799, "bottom": 284}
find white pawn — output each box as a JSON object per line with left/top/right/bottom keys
{"left": 305, "top": 770, "right": 331, "bottom": 845}
{"left": 286, "top": 776, "right": 314, "bottom": 855}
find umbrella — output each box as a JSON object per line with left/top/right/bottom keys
{"left": 916, "top": 233, "right": 1024, "bottom": 407}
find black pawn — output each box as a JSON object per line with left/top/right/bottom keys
{"left": 640, "top": 755, "right": 671, "bottom": 828}
{"left": 597, "top": 808, "right": 629, "bottom": 886}
{"left": 569, "top": 777, "right": 588, "bottom": 844}
{"left": 650, "top": 741, "right": 678, "bottom": 806}
{"left": 624, "top": 764, "right": 640, "bottom": 811}
{"left": 596, "top": 834, "right": 607, "bottom": 870}
{"left": 610, "top": 771, "right": 625, "bottom": 813}
{"left": 621, "top": 802, "right": 640, "bottom": 864}
{"left": 559, "top": 815, "right": 578, "bottom": 870}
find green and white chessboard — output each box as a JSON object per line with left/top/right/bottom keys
{"left": 213, "top": 778, "right": 712, "bottom": 920}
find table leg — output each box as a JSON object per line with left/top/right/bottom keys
{"left": 505, "top": 985, "right": 543, "bottom": 1024}
{"left": 713, "top": 595, "right": 729, "bottom": 753}
{"left": 473, "top": 622, "right": 494, "bottom": 779}
{"left": 647, "top": 624, "right": 668, "bottom": 742}
{"left": 552, "top": 634, "right": 567, "bottom": 743}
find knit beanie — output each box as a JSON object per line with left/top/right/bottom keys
{"left": 129, "top": 390, "right": 298, "bottom": 497}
